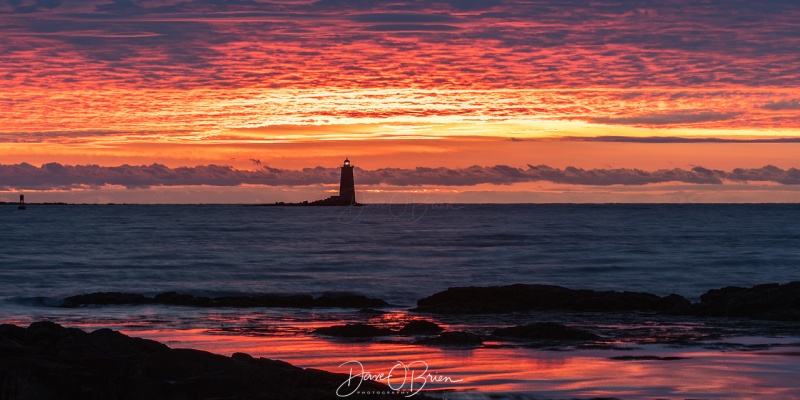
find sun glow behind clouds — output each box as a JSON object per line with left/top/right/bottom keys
{"left": 3, "top": 88, "right": 800, "bottom": 143}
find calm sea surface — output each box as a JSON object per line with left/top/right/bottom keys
{"left": 3, "top": 204, "right": 800, "bottom": 398}
{"left": 2, "top": 203, "right": 800, "bottom": 305}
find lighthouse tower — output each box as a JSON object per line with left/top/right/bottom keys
{"left": 339, "top": 158, "right": 356, "bottom": 205}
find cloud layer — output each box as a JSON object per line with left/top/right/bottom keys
{"left": 2, "top": 0, "right": 800, "bottom": 141}
{"left": 3, "top": 0, "right": 800, "bottom": 90}
{"left": 3, "top": 162, "right": 800, "bottom": 191}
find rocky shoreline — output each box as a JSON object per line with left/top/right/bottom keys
{"left": 5, "top": 282, "right": 800, "bottom": 398}
{"left": 0, "top": 321, "right": 429, "bottom": 400}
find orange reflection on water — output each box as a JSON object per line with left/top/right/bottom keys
{"left": 121, "top": 328, "right": 800, "bottom": 398}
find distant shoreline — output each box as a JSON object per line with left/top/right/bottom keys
{"left": 4, "top": 202, "right": 800, "bottom": 206}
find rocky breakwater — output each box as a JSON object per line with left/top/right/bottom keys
{"left": 693, "top": 281, "right": 800, "bottom": 320}
{"left": 413, "top": 283, "right": 691, "bottom": 314}
{"left": 61, "top": 291, "right": 388, "bottom": 309}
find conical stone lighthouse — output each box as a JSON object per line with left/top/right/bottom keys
{"left": 339, "top": 158, "right": 356, "bottom": 205}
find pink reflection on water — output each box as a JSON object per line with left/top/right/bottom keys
{"left": 6, "top": 308, "right": 799, "bottom": 398}
{"left": 122, "top": 327, "right": 800, "bottom": 398}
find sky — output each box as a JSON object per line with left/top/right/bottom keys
{"left": 1, "top": 0, "right": 800, "bottom": 203}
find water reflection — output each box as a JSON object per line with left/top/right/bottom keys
{"left": 125, "top": 327, "right": 800, "bottom": 398}
{"left": 4, "top": 306, "right": 800, "bottom": 398}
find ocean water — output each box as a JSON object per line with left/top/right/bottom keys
{"left": 2, "top": 203, "right": 800, "bottom": 305}
{"left": 3, "top": 203, "right": 800, "bottom": 398}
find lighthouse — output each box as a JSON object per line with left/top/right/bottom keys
{"left": 264, "top": 157, "right": 359, "bottom": 206}
{"left": 339, "top": 158, "right": 356, "bottom": 205}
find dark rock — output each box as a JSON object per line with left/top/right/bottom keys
{"left": 0, "top": 324, "right": 30, "bottom": 356}
{"left": 61, "top": 292, "right": 151, "bottom": 307}
{"left": 0, "top": 324, "right": 29, "bottom": 342}
{"left": 398, "top": 320, "right": 444, "bottom": 334}
{"left": 313, "top": 293, "right": 389, "bottom": 308}
{"left": 491, "top": 323, "right": 600, "bottom": 341}
{"left": 417, "top": 331, "right": 483, "bottom": 347}
{"left": 60, "top": 291, "right": 389, "bottom": 310}
{"left": 153, "top": 292, "right": 213, "bottom": 307}
{"left": 231, "top": 352, "right": 256, "bottom": 362}
{"left": 694, "top": 281, "right": 800, "bottom": 320}
{"left": 66, "top": 292, "right": 318, "bottom": 308}
{"left": 314, "top": 323, "right": 395, "bottom": 338}
{"left": 0, "top": 322, "right": 420, "bottom": 399}
{"left": 414, "top": 284, "right": 690, "bottom": 314}
{"left": 79, "top": 328, "right": 169, "bottom": 356}
{"left": 660, "top": 293, "right": 693, "bottom": 314}
{"left": 27, "top": 320, "right": 67, "bottom": 338}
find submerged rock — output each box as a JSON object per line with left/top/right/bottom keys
{"left": 695, "top": 281, "right": 800, "bottom": 320}
{"left": 491, "top": 323, "right": 600, "bottom": 341}
{"left": 414, "top": 284, "right": 690, "bottom": 314}
{"left": 416, "top": 331, "right": 483, "bottom": 347}
{"left": 0, "top": 321, "right": 411, "bottom": 399}
{"left": 313, "top": 319, "right": 446, "bottom": 339}
{"left": 314, "top": 323, "right": 395, "bottom": 338}
{"left": 153, "top": 291, "right": 213, "bottom": 307}
{"left": 62, "top": 292, "right": 151, "bottom": 307}
{"left": 398, "top": 320, "right": 444, "bottom": 334}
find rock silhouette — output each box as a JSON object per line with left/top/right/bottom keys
{"left": 313, "top": 324, "right": 395, "bottom": 338}
{"left": 414, "top": 284, "right": 691, "bottom": 314}
{"left": 0, "top": 322, "right": 415, "bottom": 399}
{"left": 62, "top": 292, "right": 151, "bottom": 306}
{"left": 694, "top": 281, "right": 800, "bottom": 320}
{"left": 414, "top": 281, "right": 800, "bottom": 321}
{"left": 398, "top": 320, "right": 444, "bottom": 334}
{"left": 61, "top": 291, "right": 387, "bottom": 309}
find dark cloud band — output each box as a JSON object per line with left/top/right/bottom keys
{"left": 2, "top": 163, "right": 800, "bottom": 190}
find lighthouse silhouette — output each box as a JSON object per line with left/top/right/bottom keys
{"left": 269, "top": 157, "right": 359, "bottom": 206}
{"left": 339, "top": 158, "right": 356, "bottom": 205}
